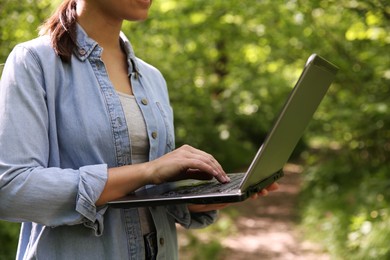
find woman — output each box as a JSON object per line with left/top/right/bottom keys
{"left": 0, "top": 0, "right": 278, "bottom": 259}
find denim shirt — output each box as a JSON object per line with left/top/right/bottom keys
{"left": 0, "top": 25, "right": 217, "bottom": 260}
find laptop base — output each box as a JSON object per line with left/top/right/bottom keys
{"left": 109, "top": 170, "right": 284, "bottom": 208}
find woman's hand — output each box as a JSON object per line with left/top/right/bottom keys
{"left": 97, "top": 144, "right": 228, "bottom": 206}
{"left": 148, "top": 144, "right": 230, "bottom": 184}
{"left": 250, "top": 182, "right": 279, "bottom": 199}
{"left": 187, "top": 182, "right": 280, "bottom": 213}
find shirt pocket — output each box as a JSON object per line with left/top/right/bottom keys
{"left": 156, "top": 102, "right": 175, "bottom": 151}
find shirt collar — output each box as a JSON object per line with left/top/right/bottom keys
{"left": 119, "top": 32, "right": 141, "bottom": 76}
{"left": 73, "top": 24, "right": 140, "bottom": 75}
{"left": 73, "top": 24, "right": 99, "bottom": 61}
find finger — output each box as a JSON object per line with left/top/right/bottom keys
{"left": 181, "top": 145, "right": 229, "bottom": 183}
{"left": 250, "top": 183, "right": 279, "bottom": 199}
{"left": 266, "top": 182, "right": 279, "bottom": 191}
{"left": 183, "top": 145, "right": 224, "bottom": 172}
{"left": 187, "top": 157, "right": 229, "bottom": 183}
{"left": 181, "top": 145, "right": 225, "bottom": 174}
{"left": 179, "top": 147, "right": 228, "bottom": 183}
{"left": 259, "top": 189, "right": 269, "bottom": 196}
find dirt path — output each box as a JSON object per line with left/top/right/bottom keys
{"left": 178, "top": 164, "right": 330, "bottom": 259}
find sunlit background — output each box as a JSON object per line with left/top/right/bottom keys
{"left": 1, "top": 0, "right": 389, "bottom": 259}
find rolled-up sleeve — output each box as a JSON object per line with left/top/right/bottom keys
{"left": 76, "top": 165, "right": 108, "bottom": 235}
{"left": 0, "top": 165, "right": 108, "bottom": 233}
{"left": 166, "top": 204, "right": 218, "bottom": 229}
{"left": 76, "top": 165, "right": 108, "bottom": 223}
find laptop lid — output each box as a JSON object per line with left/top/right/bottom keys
{"left": 240, "top": 54, "right": 338, "bottom": 191}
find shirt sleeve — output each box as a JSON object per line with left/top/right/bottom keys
{"left": 166, "top": 204, "right": 218, "bottom": 229}
{"left": 0, "top": 45, "right": 107, "bottom": 235}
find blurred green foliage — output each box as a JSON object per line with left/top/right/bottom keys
{"left": 0, "top": 0, "right": 389, "bottom": 259}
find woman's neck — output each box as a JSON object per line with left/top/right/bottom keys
{"left": 76, "top": 1, "right": 123, "bottom": 51}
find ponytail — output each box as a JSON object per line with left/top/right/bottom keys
{"left": 39, "top": 0, "right": 77, "bottom": 62}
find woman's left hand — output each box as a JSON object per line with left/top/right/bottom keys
{"left": 250, "top": 182, "right": 279, "bottom": 199}
{"left": 187, "top": 182, "right": 280, "bottom": 213}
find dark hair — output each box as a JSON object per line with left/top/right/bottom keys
{"left": 39, "top": 0, "right": 78, "bottom": 62}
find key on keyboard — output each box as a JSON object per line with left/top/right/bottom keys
{"left": 162, "top": 173, "right": 245, "bottom": 197}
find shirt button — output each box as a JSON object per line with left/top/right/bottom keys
{"left": 159, "top": 237, "right": 164, "bottom": 246}
{"left": 141, "top": 98, "right": 148, "bottom": 105}
{"left": 78, "top": 48, "right": 86, "bottom": 55}
{"left": 151, "top": 131, "right": 158, "bottom": 139}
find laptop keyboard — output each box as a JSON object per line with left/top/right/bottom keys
{"left": 161, "top": 173, "right": 245, "bottom": 197}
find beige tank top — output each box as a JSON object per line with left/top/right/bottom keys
{"left": 117, "top": 91, "right": 155, "bottom": 235}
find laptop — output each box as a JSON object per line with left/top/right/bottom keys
{"left": 108, "top": 54, "right": 338, "bottom": 208}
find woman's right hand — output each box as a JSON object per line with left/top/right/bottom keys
{"left": 96, "top": 145, "right": 229, "bottom": 205}
{"left": 147, "top": 144, "right": 230, "bottom": 184}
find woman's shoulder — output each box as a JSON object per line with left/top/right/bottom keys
{"left": 12, "top": 35, "right": 56, "bottom": 61}
{"left": 135, "top": 57, "right": 167, "bottom": 85}
{"left": 136, "top": 58, "right": 162, "bottom": 75}
{"left": 16, "top": 35, "right": 51, "bottom": 49}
